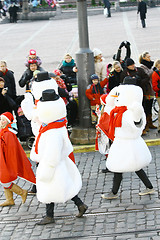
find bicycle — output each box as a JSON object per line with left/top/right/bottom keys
{"left": 152, "top": 97, "right": 159, "bottom": 122}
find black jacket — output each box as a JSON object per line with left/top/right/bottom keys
{"left": 0, "top": 70, "right": 16, "bottom": 99}
{"left": 108, "top": 70, "right": 122, "bottom": 91}
{"left": 120, "top": 67, "right": 150, "bottom": 94}
{"left": 19, "top": 66, "right": 43, "bottom": 91}
{"left": 138, "top": 1, "right": 147, "bottom": 20}
{"left": 0, "top": 88, "right": 12, "bottom": 114}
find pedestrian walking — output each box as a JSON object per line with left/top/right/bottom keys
{"left": 137, "top": 0, "right": 147, "bottom": 28}
{"left": 103, "top": 0, "right": 111, "bottom": 17}
{"left": 0, "top": 112, "right": 36, "bottom": 207}
{"left": 34, "top": 89, "right": 88, "bottom": 225}
{"left": 101, "top": 77, "right": 155, "bottom": 200}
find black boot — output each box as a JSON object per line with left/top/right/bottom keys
{"left": 28, "top": 184, "right": 37, "bottom": 195}
{"left": 101, "top": 167, "right": 110, "bottom": 173}
{"left": 71, "top": 195, "right": 88, "bottom": 218}
{"left": 37, "top": 203, "right": 55, "bottom": 225}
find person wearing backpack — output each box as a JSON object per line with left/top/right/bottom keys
{"left": 152, "top": 60, "right": 160, "bottom": 133}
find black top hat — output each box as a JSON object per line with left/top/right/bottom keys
{"left": 40, "top": 89, "right": 60, "bottom": 102}
{"left": 122, "top": 76, "right": 137, "bottom": 86}
{"left": 35, "top": 71, "right": 51, "bottom": 82}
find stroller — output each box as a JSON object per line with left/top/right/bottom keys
{"left": 16, "top": 106, "right": 35, "bottom": 149}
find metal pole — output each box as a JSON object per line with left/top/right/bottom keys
{"left": 76, "top": 0, "right": 95, "bottom": 128}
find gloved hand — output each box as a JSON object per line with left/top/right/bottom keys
{"left": 119, "top": 41, "right": 125, "bottom": 49}
{"left": 125, "top": 41, "right": 130, "bottom": 46}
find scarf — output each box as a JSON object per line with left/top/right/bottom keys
{"left": 0, "top": 69, "right": 8, "bottom": 76}
{"left": 92, "top": 83, "right": 104, "bottom": 95}
{"left": 35, "top": 118, "right": 67, "bottom": 154}
{"left": 62, "top": 59, "right": 75, "bottom": 67}
{"left": 108, "top": 106, "right": 127, "bottom": 141}
{"left": 141, "top": 59, "right": 154, "bottom": 69}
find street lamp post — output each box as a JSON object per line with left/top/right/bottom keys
{"left": 70, "top": 0, "right": 95, "bottom": 145}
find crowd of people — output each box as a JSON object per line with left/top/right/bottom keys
{"left": 0, "top": 42, "right": 159, "bottom": 224}
{"left": 86, "top": 41, "right": 160, "bottom": 136}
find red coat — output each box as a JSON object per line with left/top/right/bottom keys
{"left": 152, "top": 71, "right": 160, "bottom": 97}
{"left": 85, "top": 78, "right": 108, "bottom": 106}
{"left": 0, "top": 125, "right": 36, "bottom": 184}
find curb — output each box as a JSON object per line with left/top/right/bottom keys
{"left": 25, "top": 138, "right": 160, "bottom": 157}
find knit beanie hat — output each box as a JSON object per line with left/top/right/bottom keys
{"left": 93, "top": 48, "right": 102, "bottom": 57}
{"left": 29, "top": 49, "right": 36, "bottom": 56}
{"left": 1, "top": 112, "right": 14, "bottom": 123}
{"left": 53, "top": 69, "right": 61, "bottom": 76}
{"left": 90, "top": 74, "right": 99, "bottom": 81}
{"left": 126, "top": 58, "right": 135, "bottom": 67}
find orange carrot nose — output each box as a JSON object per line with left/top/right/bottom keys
{"left": 111, "top": 95, "right": 118, "bottom": 97}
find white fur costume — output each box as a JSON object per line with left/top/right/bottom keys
{"left": 105, "top": 85, "right": 152, "bottom": 172}
{"left": 21, "top": 75, "right": 58, "bottom": 162}
{"left": 35, "top": 96, "right": 82, "bottom": 204}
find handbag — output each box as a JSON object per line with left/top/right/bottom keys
{"left": 103, "top": 8, "right": 107, "bottom": 16}
{"left": 98, "top": 130, "right": 110, "bottom": 155}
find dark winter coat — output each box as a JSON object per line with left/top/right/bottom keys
{"left": 138, "top": 1, "right": 147, "bottom": 20}
{"left": 0, "top": 69, "right": 16, "bottom": 99}
{"left": 59, "top": 59, "right": 77, "bottom": 85}
{"left": 103, "top": 0, "right": 111, "bottom": 9}
{"left": 140, "top": 60, "right": 155, "bottom": 98}
{"left": 0, "top": 89, "right": 12, "bottom": 114}
{"left": 19, "top": 66, "right": 43, "bottom": 91}
{"left": 120, "top": 67, "right": 150, "bottom": 95}
{"left": 108, "top": 70, "right": 122, "bottom": 91}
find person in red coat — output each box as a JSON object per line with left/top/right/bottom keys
{"left": 152, "top": 60, "right": 160, "bottom": 133}
{"left": 86, "top": 74, "right": 108, "bottom": 125}
{"left": 0, "top": 112, "right": 36, "bottom": 207}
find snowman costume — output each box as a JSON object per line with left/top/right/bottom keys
{"left": 101, "top": 77, "right": 154, "bottom": 199}
{"left": 35, "top": 89, "right": 88, "bottom": 225}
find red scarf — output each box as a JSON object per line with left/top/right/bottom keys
{"left": 0, "top": 69, "right": 8, "bottom": 76}
{"left": 35, "top": 118, "right": 67, "bottom": 154}
{"left": 108, "top": 106, "right": 127, "bottom": 141}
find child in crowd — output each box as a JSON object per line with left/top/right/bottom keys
{"left": 107, "top": 63, "right": 112, "bottom": 77}
{"left": 0, "top": 112, "right": 36, "bottom": 207}
{"left": 25, "top": 49, "right": 42, "bottom": 68}
{"left": 59, "top": 54, "right": 78, "bottom": 85}
{"left": 93, "top": 48, "right": 107, "bottom": 82}
{"left": 85, "top": 74, "right": 108, "bottom": 125}
{"left": 52, "top": 69, "right": 69, "bottom": 105}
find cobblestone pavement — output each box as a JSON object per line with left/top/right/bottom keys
{"left": 0, "top": 144, "right": 160, "bottom": 240}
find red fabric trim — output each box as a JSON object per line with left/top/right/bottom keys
{"left": 68, "top": 152, "right": 75, "bottom": 163}
{"left": 34, "top": 99, "right": 39, "bottom": 106}
{"left": 35, "top": 118, "right": 67, "bottom": 154}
